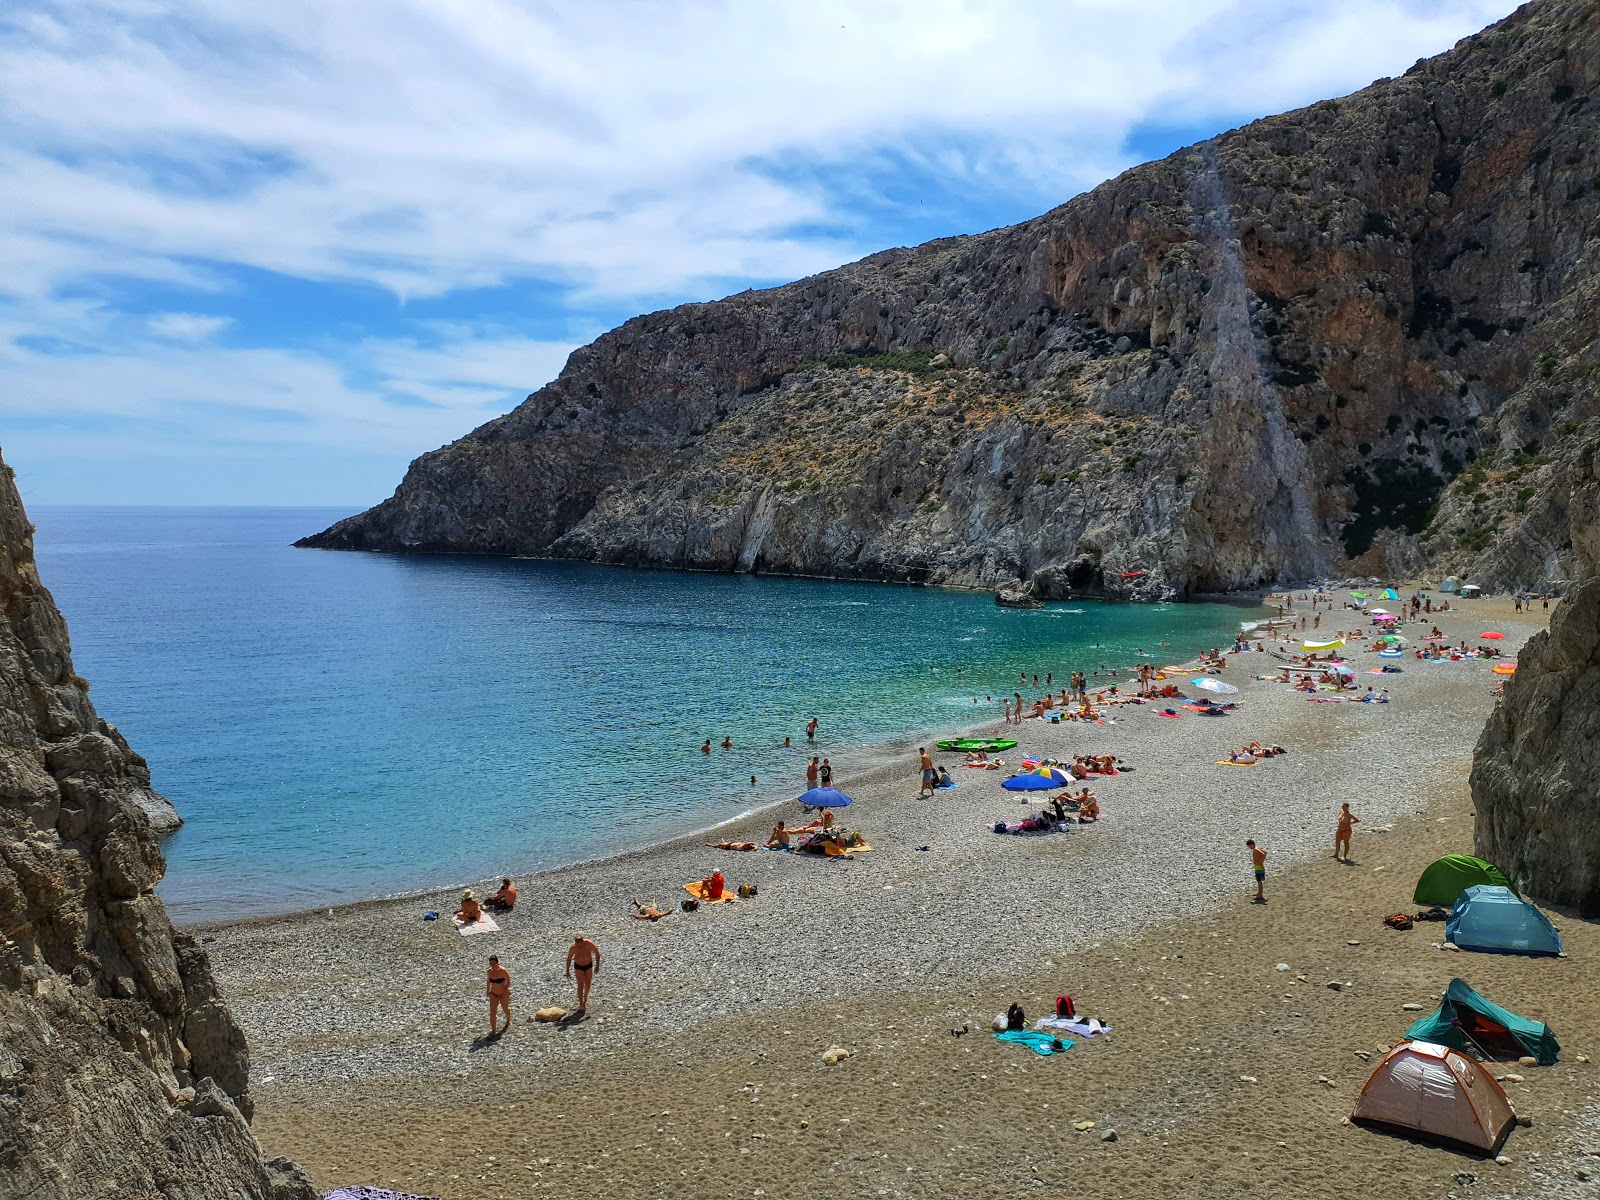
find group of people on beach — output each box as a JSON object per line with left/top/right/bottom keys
{"left": 479, "top": 936, "right": 600, "bottom": 1038}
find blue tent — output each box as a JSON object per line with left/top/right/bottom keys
{"left": 1448, "top": 885, "right": 1562, "bottom": 957}
{"left": 796, "top": 786, "right": 852, "bottom": 808}
{"left": 1001, "top": 774, "right": 1059, "bottom": 791}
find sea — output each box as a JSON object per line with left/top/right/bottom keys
{"left": 32, "top": 507, "right": 1250, "bottom": 923}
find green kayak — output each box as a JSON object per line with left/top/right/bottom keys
{"left": 935, "top": 738, "right": 1018, "bottom": 753}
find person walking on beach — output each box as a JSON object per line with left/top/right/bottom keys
{"left": 1247, "top": 839, "right": 1268, "bottom": 903}
{"left": 806, "top": 716, "right": 818, "bottom": 741}
{"left": 1334, "top": 803, "right": 1359, "bottom": 863}
{"left": 819, "top": 757, "right": 833, "bottom": 786}
{"left": 566, "top": 935, "right": 600, "bottom": 1011}
{"left": 918, "top": 747, "right": 935, "bottom": 798}
{"left": 806, "top": 756, "right": 820, "bottom": 789}
{"left": 485, "top": 956, "right": 511, "bottom": 1036}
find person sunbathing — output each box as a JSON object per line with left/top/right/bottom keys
{"left": 795, "top": 807, "right": 834, "bottom": 832}
{"left": 766, "top": 823, "right": 792, "bottom": 849}
{"left": 1077, "top": 795, "right": 1101, "bottom": 822}
{"left": 484, "top": 878, "right": 518, "bottom": 912}
{"left": 631, "top": 898, "right": 672, "bottom": 921}
{"left": 455, "top": 890, "right": 482, "bottom": 925}
{"left": 706, "top": 839, "right": 757, "bottom": 851}
{"left": 698, "top": 869, "right": 726, "bottom": 900}
{"left": 965, "top": 750, "right": 990, "bottom": 764}
{"left": 1088, "top": 754, "right": 1116, "bottom": 773}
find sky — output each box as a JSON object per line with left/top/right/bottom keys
{"left": 0, "top": 0, "right": 1518, "bottom": 508}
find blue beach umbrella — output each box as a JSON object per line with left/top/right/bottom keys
{"left": 1191, "top": 677, "right": 1239, "bottom": 695}
{"left": 1001, "top": 774, "right": 1059, "bottom": 791}
{"left": 796, "top": 786, "right": 853, "bottom": 808}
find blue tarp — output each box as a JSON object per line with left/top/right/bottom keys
{"left": 1448, "top": 885, "right": 1563, "bottom": 957}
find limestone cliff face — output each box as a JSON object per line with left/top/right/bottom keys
{"left": 305, "top": 0, "right": 1600, "bottom": 599}
{"left": 0, "top": 454, "right": 314, "bottom": 1199}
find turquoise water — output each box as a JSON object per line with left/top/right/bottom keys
{"left": 32, "top": 507, "right": 1247, "bottom": 921}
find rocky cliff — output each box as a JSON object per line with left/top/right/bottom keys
{"left": 0, "top": 453, "right": 314, "bottom": 1199}
{"left": 304, "top": 0, "right": 1600, "bottom": 600}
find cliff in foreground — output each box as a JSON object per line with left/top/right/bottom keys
{"left": 304, "top": 0, "right": 1598, "bottom": 600}
{"left": 0, "top": 451, "right": 313, "bottom": 1199}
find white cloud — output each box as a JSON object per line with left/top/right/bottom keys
{"left": 147, "top": 312, "right": 231, "bottom": 341}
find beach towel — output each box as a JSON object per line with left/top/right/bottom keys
{"left": 936, "top": 780, "right": 959, "bottom": 790}
{"left": 994, "top": 1029, "right": 1073, "bottom": 1056}
{"left": 1037, "top": 1016, "right": 1111, "bottom": 1038}
{"left": 452, "top": 914, "right": 500, "bottom": 936}
{"left": 1215, "top": 758, "right": 1257, "bottom": 767}
{"left": 1157, "top": 708, "right": 1181, "bottom": 718}
{"left": 820, "top": 840, "right": 873, "bottom": 856}
{"left": 683, "top": 881, "right": 737, "bottom": 903}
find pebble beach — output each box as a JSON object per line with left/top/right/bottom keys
{"left": 200, "top": 592, "right": 1600, "bottom": 1199}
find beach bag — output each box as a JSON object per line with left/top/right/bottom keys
{"left": 736, "top": 883, "right": 757, "bottom": 898}
{"left": 1006, "top": 1002, "right": 1026, "bottom": 1030}
{"left": 681, "top": 898, "right": 699, "bottom": 912}
{"left": 1383, "top": 913, "right": 1413, "bottom": 930}
{"left": 1055, "top": 995, "right": 1076, "bottom": 1019}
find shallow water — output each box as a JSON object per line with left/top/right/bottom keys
{"left": 33, "top": 507, "right": 1246, "bottom": 921}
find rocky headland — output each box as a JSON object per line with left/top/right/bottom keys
{"left": 0, "top": 452, "right": 313, "bottom": 1200}
{"left": 304, "top": 0, "right": 1598, "bottom": 602}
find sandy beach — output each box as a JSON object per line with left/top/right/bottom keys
{"left": 200, "top": 593, "right": 1600, "bottom": 1199}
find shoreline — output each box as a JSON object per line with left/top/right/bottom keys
{"left": 211, "top": 591, "right": 1598, "bottom": 1200}
{"left": 178, "top": 594, "right": 1259, "bottom": 929}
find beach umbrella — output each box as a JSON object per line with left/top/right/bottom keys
{"left": 1350, "top": 591, "right": 1368, "bottom": 599}
{"left": 1493, "top": 663, "right": 1517, "bottom": 675}
{"left": 1031, "top": 766, "right": 1074, "bottom": 785}
{"left": 1374, "top": 614, "right": 1398, "bottom": 623}
{"left": 1301, "top": 638, "right": 1345, "bottom": 652}
{"left": 1378, "top": 649, "right": 1404, "bottom": 659}
{"left": 796, "top": 786, "right": 853, "bottom": 809}
{"left": 1191, "top": 677, "right": 1239, "bottom": 695}
{"left": 1002, "top": 773, "right": 1059, "bottom": 791}
{"left": 1480, "top": 631, "right": 1505, "bottom": 640}
{"left": 1327, "top": 662, "right": 1356, "bottom": 677}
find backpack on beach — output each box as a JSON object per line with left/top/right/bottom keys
{"left": 1055, "top": 995, "right": 1076, "bottom": 1019}
{"left": 1383, "top": 913, "right": 1414, "bottom": 930}
{"left": 681, "top": 898, "right": 699, "bottom": 912}
{"left": 736, "top": 883, "right": 757, "bottom": 898}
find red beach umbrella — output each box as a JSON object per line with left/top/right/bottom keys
{"left": 1480, "top": 631, "right": 1505, "bottom": 640}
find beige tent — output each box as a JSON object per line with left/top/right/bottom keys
{"left": 1351, "top": 1041, "right": 1515, "bottom": 1153}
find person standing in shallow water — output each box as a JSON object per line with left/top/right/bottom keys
{"left": 566, "top": 935, "right": 600, "bottom": 1011}
{"left": 806, "top": 756, "right": 819, "bottom": 789}
{"left": 485, "top": 956, "right": 511, "bottom": 1036}
{"left": 806, "top": 716, "right": 818, "bottom": 741}
{"left": 819, "top": 757, "right": 833, "bottom": 787}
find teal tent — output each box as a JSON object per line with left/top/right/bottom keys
{"left": 1405, "top": 978, "right": 1560, "bottom": 1065}
{"left": 1382, "top": 588, "right": 1400, "bottom": 600}
{"left": 1448, "top": 885, "right": 1563, "bottom": 957}
{"left": 1414, "top": 854, "right": 1512, "bottom": 906}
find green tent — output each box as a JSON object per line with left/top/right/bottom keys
{"left": 1413, "top": 854, "right": 1512, "bottom": 906}
{"left": 1405, "top": 978, "right": 1560, "bottom": 1065}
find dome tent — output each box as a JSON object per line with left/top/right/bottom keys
{"left": 1351, "top": 1041, "right": 1515, "bottom": 1154}
{"left": 1413, "top": 854, "right": 1512, "bottom": 906}
{"left": 1448, "top": 885, "right": 1563, "bottom": 957}
{"left": 1404, "top": 978, "right": 1560, "bottom": 1065}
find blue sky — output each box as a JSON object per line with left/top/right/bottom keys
{"left": 1, "top": 0, "right": 1515, "bottom": 508}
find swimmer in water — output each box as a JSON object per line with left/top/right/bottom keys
{"left": 781, "top": 736, "right": 791, "bottom": 748}
{"left": 701, "top": 739, "right": 711, "bottom": 754}
{"left": 721, "top": 736, "right": 733, "bottom": 750}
